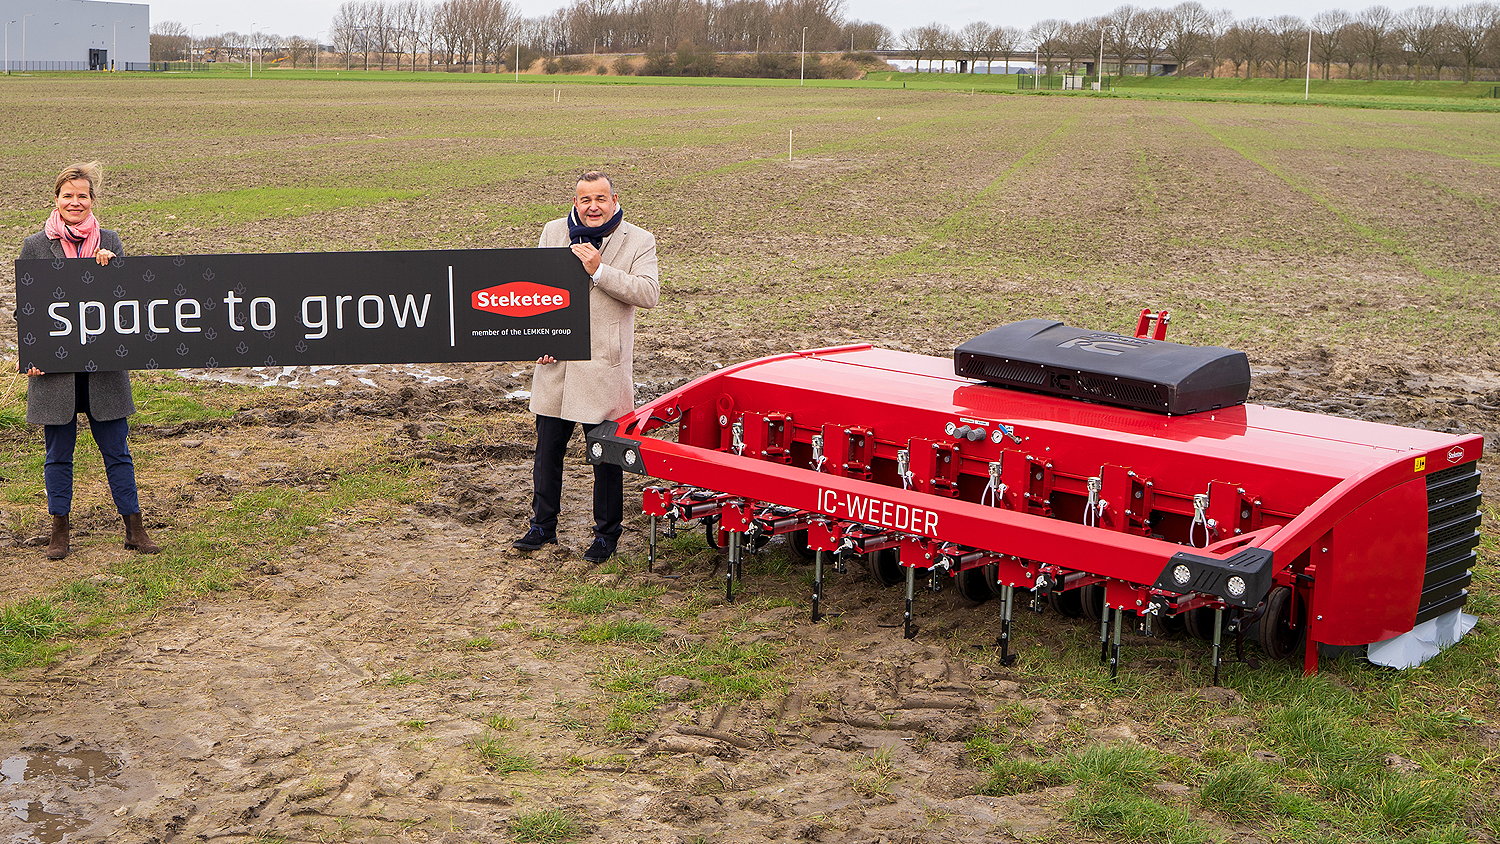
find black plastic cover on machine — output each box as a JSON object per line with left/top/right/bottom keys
{"left": 954, "top": 319, "right": 1251, "bottom": 415}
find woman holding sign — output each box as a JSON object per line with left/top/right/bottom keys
{"left": 19, "top": 162, "right": 159, "bottom": 561}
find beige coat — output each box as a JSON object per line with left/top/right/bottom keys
{"left": 528, "top": 218, "right": 659, "bottom": 424}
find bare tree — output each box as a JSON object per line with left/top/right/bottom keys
{"left": 1399, "top": 5, "right": 1447, "bottom": 80}
{"left": 958, "top": 21, "right": 989, "bottom": 72}
{"left": 1164, "top": 2, "right": 1210, "bottom": 75}
{"left": 151, "top": 21, "right": 191, "bottom": 61}
{"left": 1268, "top": 14, "right": 1306, "bottom": 79}
{"left": 1135, "top": 8, "right": 1172, "bottom": 74}
{"left": 1311, "top": 9, "right": 1351, "bottom": 79}
{"left": 1027, "top": 19, "right": 1066, "bottom": 73}
{"left": 1352, "top": 5, "right": 1397, "bottom": 80}
{"left": 1448, "top": 2, "right": 1498, "bottom": 81}
{"left": 1103, "top": 5, "right": 1142, "bottom": 75}
{"left": 1200, "top": 7, "right": 1233, "bottom": 76}
{"left": 985, "top": 25, "right": 1022, "bottom": 73}
{"left": 1223, "top": 17, "right": 1268, "bottom": 77}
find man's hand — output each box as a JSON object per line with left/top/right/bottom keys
{"left": 569, "top": 243, "right": 601, "bottom": 276}
{"left": 536, "top": 355, "right": 557, "bottom": 365}
{"left": 26, "top": 366, "right": 45, "bottom": 376}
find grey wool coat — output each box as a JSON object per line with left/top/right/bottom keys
{"left": 18, "top": 229, "right": 137, "bottom": 425}
{"left": 528, "top": 218, "right": 659, "bottom": 425}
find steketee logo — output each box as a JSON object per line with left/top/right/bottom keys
{"left": 472, "top": 282, "right": 571, "bottom": 317}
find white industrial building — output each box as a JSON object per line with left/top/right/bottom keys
{"left": 1, "top": 0, "right": 148, "bottom": 71}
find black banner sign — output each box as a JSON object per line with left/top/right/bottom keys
{"left": 14, "top": 248, "right": 591, "bottom": 373}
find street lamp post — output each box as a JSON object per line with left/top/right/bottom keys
{"left": 1304, "top": 28, "right": 1312, "bottom": 100}
{"left": 4, "top": 20, "right": 13, "bottom": 75}
{"left": 1097, "top": 27, "right": 1104, "bottom": 89}
{"left": 800, "top": 25, "right": 807, "bottom": 86}
{"left": 249, "top": 21, "right": 258, "bottom": 78}
{"left": 21, "top": 12, "right": 32, "bottom": 72}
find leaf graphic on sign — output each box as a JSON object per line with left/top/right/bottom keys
{"left": 202, "top": 269, "right": 215, "bottom": 281}
{"left": 172, "top": 257, "right": 185, "bottom": 267}
{"left": 295, "top": 341, "right": 308, "bottom": 352}
{"left": 236, "top": 342, "right": 249, "bottom": 355}
{"left": 262, "top": 330, "right": 276, "bottom": 339}
{"left": 264, "top": 356, "right": 277, "bottom": 366}
{"left": 176, "top": 343, "right": 190, "bottom": 356}
{"left": 147, "top": 359, "right": 159, "bottom": 369}
{"left": 203, "top": 297, "right": 217, "bottom": 310}
{"left": 84, "top": 361, "right": 98, "bottom": 372}
{"left": 81, "top": 271, "right": 94, "bottom": 284}
{"left": 204, "top": 327, "right": 218, "bottom": 340}
{"left": 55, "top": 347, "right": 69, "bottom": 359}
{"left": 173, "top": 285, "right": 187, "bottom": 296}
{"left": 19, "top": 273, "right": 33, "bottom": 286}
{"left": 205, "top": 357, "right": 219, "bottom": 368}
{"left": 234, "top": 282, "right": 247, "bottom": 295}
{"left": 51, "top": 259, "right": 64, "bottom": 269}
{"left": 52, "top": 287, "right": 66, "bottom": 300}
{"left": 113, "top": 285, "right": 127, "bottom": 298}
{"left": 115, "top": 345, "right": 129, "bottom": 357}
{"left": 144, "top": 331, "right": 158, "bottom": 342}
{"left": 143, "top": 269, "right": 156, "bottom": 282}
{"left": 23, "top": 333, "right": 36, "bottom": 345}
{"left": 20, "top": 303, "right": 34, "bottom": 316}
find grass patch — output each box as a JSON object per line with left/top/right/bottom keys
{"left": 550, "top": 583, "right": 664, "bottom": 616}
{"left": 471, "top": 735, "right": 536, "bottom": 774}
{"left": 592, "top": 634, "right": 783, "bottom": 735}
{"left": 508, "top": 808, "right": 584, "bottom": 843}
{"left": 576, "top": 620, "right": 665, "bottom": 643}
{"left": 1066, "top": 790, "right": 1214, "bottom": 844}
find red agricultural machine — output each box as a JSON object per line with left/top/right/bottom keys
{"left": 586, "top": 314, "right": 1483, "bottom": 679}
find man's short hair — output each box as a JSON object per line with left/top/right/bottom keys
{"left": 576, "top": 171, "right": 615, "bottom": 193}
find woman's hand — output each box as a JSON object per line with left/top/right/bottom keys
{"left": 536, "top": 355, "right": 557, "bottom": 365}
{"left": 95, "top": 248, "right": 116, "bottom": 266}
{"left": 26, "top": 366, "right": 45, "bottom": 376}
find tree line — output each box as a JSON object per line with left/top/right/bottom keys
{"left": 150, "top": 0, "right": 1500, "bottom": 81}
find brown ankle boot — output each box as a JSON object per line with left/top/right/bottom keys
{"left": 46, "top": 514, "right": 70, "bottom": 560}
{"left": 122, "top": 513, "right": 161, "bottom": 554}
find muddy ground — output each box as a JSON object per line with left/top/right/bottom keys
{"left": 1, "top": 78, "right": 1497, "bottom": 842}
{"left": 1, "top": 352, "right": 1495, "bottom": 844}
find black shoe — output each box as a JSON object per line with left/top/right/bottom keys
{"left": 584, "top": 536, "right": 616, "bottom": 564}
{"left": 513, "top": 526, "right": 557, "bottom": 551}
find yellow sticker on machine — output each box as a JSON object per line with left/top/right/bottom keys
{"left": 1415, "top": 456, "right": 1427, "bottom": 472}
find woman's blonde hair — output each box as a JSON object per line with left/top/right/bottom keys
{"left": 54, "top": 161, "right": 103, "bottom": 197}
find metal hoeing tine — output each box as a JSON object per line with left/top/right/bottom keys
{"left": 1109, "top": 607, "right": 1123, "bottom": 681}
{"left": 647, "top": 514, "right": 657, "bottom": 573}
{"left": 726, "top": 531, "right": 740, "bottom": 603}
{"left": 1098, "top": 592, "right": 1111, "bottom": 665}
{"left": 999, "top": 583, "right": 1017, "bottom": 667}
{"left": 1211, "top": 607, "right": 1224, "bottom": 686}
{"left": 812, "top": 549, "right": 825, "bottom": 623}
{"left": 903, "top": 564, "right": 917, "bottom": 640}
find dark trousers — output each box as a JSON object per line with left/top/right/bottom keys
{"left": 529, "top": 414, "right": 622, "bottom": 542}
{"left": 44, "top": 416, "right": 140, "bottom": 516}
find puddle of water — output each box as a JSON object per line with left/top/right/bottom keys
{"left": 2, "top": 748, "right": 122, "bottom": 843}
{"left": 1, "top": 748, "right": 120, "bottom": 786}
{"left": 5, "top": 800, "right": 86, "bottom": 843}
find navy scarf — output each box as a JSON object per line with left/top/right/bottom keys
{"left": 567, "top": 205, "right": 623, "bottom": 248}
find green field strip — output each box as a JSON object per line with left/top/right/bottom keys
{"left": 1182, "top": 114, "right": 1493, "bottom": 295}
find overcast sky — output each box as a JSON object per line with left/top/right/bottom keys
{"left": 145, "top": 0, "right": 1400, "bottom": 39}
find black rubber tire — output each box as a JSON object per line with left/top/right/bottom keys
{"left": 788, "top": 529, "right": 817, "bottom": 561}
{"left": 865, "top": 548, "right": 903, "bottom": 587}
{"left": 1078, "top": 583, "right": 1106, "bottom": 622}
{"left": 1184, "top": 606, "right": 1229, "bottom": 642}
{"left": 955, "top": 566, "right": 995, "bottom": 603}
{"left": 1156, "top": 612, "right": 1187, "bottom": 639}
{"left": 1257, "top": 586, "right": 1303, "bottom": 660}
{"left": 1052, "top": 587, "right": 1083, "bottom": 617}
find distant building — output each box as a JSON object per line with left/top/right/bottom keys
{"left": 1, "top": 0, "right": 149, "bottom": 71}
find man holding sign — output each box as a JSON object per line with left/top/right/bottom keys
{"left": 514, "top": 172, "right": 660, "bottom": 564}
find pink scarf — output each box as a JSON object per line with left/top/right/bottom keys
{"left": 44, "top": 208, "right": 101, "bottom": 258}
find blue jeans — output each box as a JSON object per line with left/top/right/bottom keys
{"left": 43, "top": 416, "right": 140, "bottom": 516}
